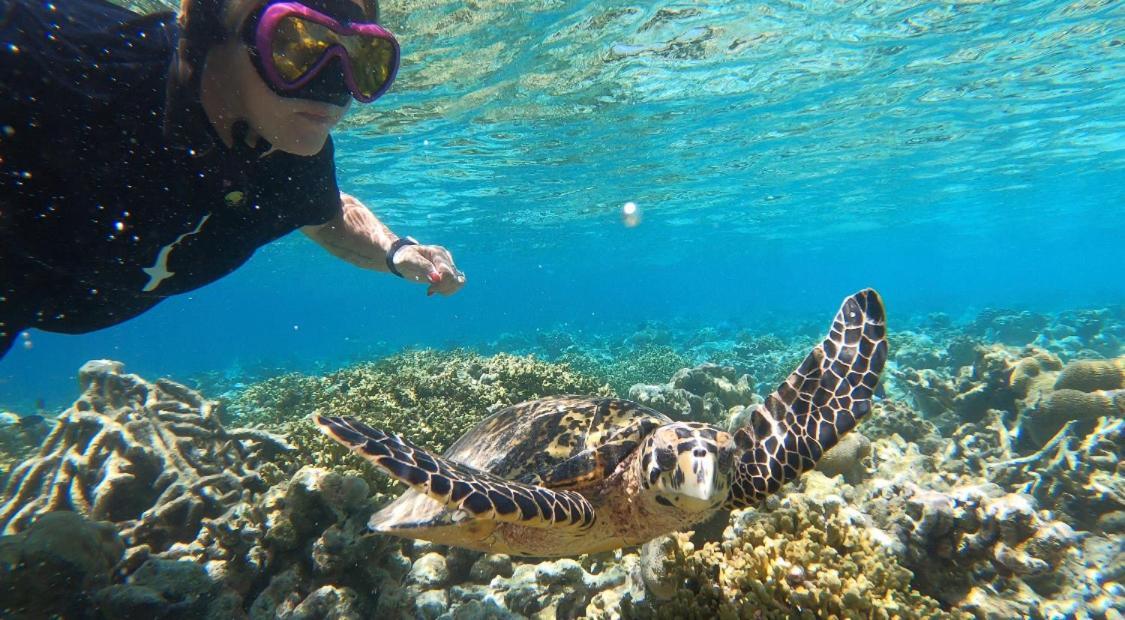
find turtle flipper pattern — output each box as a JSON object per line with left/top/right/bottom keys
{"left": 314, "top": 415, "right": 596, "bottom": 530}
{"left": 727, "top": 288, "right": 887, "bottom": 508}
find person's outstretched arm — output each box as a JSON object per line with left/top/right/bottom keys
{"left": 303, "top": 193, "right": 465, "bottom": 296}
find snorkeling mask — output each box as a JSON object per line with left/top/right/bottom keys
{"left": 240, "top": 0, "right": 399, "bottom": 106}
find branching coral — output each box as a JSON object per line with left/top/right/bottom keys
{"left": 0, "top": 360, "right": 289, "bottom": 553}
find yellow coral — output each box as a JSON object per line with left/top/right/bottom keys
{"left": 623, "top": 494, "right": 963, "bottom": 620}
{"left": 225, "top": 349, "right": 611, "bottom": 494}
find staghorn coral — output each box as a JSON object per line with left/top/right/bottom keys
{"left": 0, "top": 360, "right": 290, "bottom": 553}
{"left": 977, "top": 414, "right": 1125, "bottom": 526}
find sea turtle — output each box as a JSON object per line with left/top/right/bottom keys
{"left": 314, "top": 289, "right": 886, "bottom": 557}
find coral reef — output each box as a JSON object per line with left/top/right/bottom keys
{"left": 0, "top": 360, "right": 290, "bottom": 551}
{"left": 0, "top": 412, "right": 48, "bottom": 483}
{"left": 0, "top": 300, "right": 1120, "bottom": 620}
{"left": 971, "top": 309, "right": 1049, "bottom": 346}
{"left": 622, "top": 476, "right": 958, "bottom": 619}
{"left": 227, "top": 349, "right": 611, "bottom": 495}
{"left": 560, "top": 344, "right": 692, "bottom": 398}
{"left": 628, "top": 362, "right": 756, "bottom": 426}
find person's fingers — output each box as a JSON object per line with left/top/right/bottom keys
{"left": 392, "top": 244, "right": 464, "bottom": 295}
{"left": 416, "top": 246, "right": 464, "bottom": 291}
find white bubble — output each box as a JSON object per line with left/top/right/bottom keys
{"left": 293, "top": 325, "right": 300, "bottom": 331}
{"left": 621, "top": 201, "right": 641, "bottom": 227}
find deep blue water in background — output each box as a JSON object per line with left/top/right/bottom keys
{"left": 2, "top": 0, "right": 1122, "bottom": 411}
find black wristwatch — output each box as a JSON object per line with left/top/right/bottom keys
{"left": 386, "top": 236, "right": 418, "bottom": 277}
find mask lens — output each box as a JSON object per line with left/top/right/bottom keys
{"left": 268, "top": 13, "right": 396, "bottom": 100}
{"left": 270, "top": 15, "right": 335, "bottom": 82}
{"left": 340, "top": 35, "right": 396, "bottom": 98}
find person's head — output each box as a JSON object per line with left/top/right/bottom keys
{"left": 174, "top": 0, "right": 398, "bottom": 155}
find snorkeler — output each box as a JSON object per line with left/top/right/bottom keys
{"left": 0, "top": 0, "right": 465, "bottom": 357}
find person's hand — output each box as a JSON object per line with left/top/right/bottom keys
{"left": 391, "top": 244, "right": 466, "bottom": 296}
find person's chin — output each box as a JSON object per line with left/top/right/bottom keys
{"left": 277, "top": 127, "right": 331, "bottom": 156}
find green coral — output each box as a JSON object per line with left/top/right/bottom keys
{"left": 624, "top": 489, "right": 961, "bottom": 620}
{"left": 224, "top": 349, "right": 611, "bottom": 495}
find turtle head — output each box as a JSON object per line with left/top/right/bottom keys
{"left": 639, "top": 422, "right": 735, "bottom": 513}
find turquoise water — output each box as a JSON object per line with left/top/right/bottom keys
{"left": 1, "top": 0, "right": 1123, "bottom": 410}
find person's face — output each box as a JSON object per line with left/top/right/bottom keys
{"left": 219, "top": 0, "right": 367, "bottom": 156}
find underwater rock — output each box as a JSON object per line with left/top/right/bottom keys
{"left": 408, "top": 552, "right": 451, "bottom": 589}
{"left": 0, "top": 511, "right": 124, "bottom": 619}
{"left": 96, "top": 557, "right": 241, "bottom": 619}
{"left": 469, "top": 553, "right": 514, "bottom": 582}
{"left": 633, "top": 534, "right": 684, "bottom": 602}
{"left": 891, "top": 331, "right": 950, "bottom": 370}
{"left": 478, "top": 557, "right": 627, "bottom": 619}
{"left": 861, "top": 399, "right": 945, "bottom": 455}
{"left": 414, "top": 588, "right": 449, "bottom": 619}
{"left": 815, "top": 432, "right": 871, "bottom": 484}
{"left": 669, "top": 363, "right": 755, "bottom": 410}
{"left": 879, "top": 482, "right": 1079, "bottom": 605}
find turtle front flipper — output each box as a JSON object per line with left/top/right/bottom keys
{"left": 313, "top": 415, "right": 596, "bottom": 530}
{"left": 727, "top": 288, "right": 887, "bottom": 508}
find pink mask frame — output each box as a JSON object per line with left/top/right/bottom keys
{"left": 251, "top": 1, "right": 401, "bottom": 103}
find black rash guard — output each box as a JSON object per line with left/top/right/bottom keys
{"left": 0, "top": 0, "right": 343, "bottom": 355}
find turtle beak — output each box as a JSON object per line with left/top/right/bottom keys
{"left": 676, "top": 446, "right": 721, "bottom": 508}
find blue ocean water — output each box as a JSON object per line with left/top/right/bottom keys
{"left": 1, "top": 0, "right": 1122, "bottom": 411}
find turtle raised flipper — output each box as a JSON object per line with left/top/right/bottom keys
{"left": 727, "top": 288, "right": 887, "bottom": 508}
{"left": 313, "top": 415, "right": 596, "bottom": 530}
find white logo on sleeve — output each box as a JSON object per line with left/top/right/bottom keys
{"left": 141, "top": 213, "right": 212, "bottom": 292}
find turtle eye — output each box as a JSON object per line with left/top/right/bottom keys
{"left": 655, "top": 447, "right": 676, "bottom": 471}
{"left": 717, "top": 445, "right": 733, "bottom": 471}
